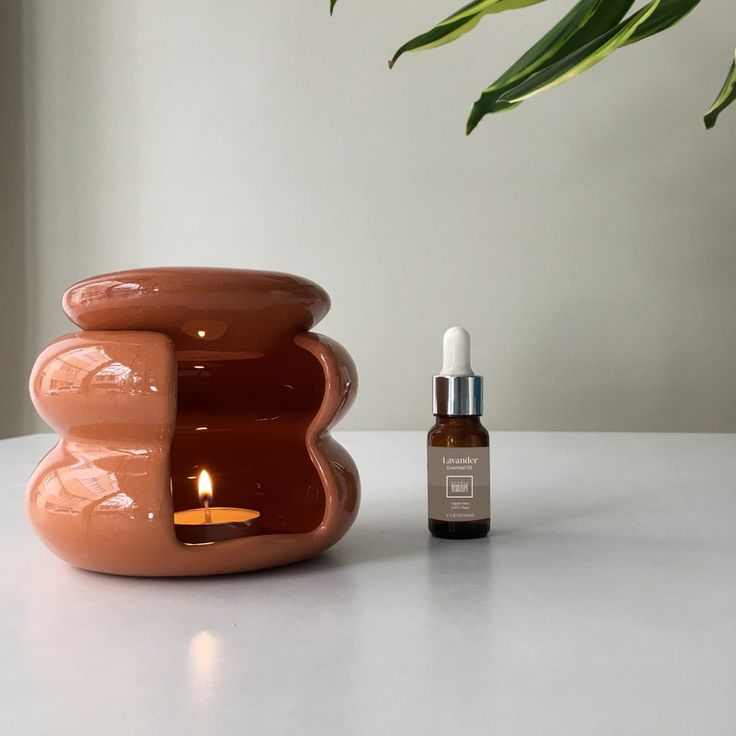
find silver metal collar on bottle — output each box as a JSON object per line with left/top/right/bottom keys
{"left": 433, "top": 375, "right": 483, "bottom": 416}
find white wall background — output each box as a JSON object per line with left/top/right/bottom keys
{"left": 2, "top": 0, "right": 735, "bottom": 436}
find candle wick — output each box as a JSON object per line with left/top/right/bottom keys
{"left": 204, "top": 497, "right": 212, "bottom": 524}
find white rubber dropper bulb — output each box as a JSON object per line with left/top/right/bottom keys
{"left": 440, "top": 326, "right": 474, "bottom": 377}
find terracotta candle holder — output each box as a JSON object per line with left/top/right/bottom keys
{"left": 27, "top": 268, "right": 359, "bottom": 576}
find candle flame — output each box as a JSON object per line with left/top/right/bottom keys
{"left": 198, "top": 469, "right": 213, "bottom": 505}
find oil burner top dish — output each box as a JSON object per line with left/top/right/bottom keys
{"left": 27, "top": 267, "right": 359, "bottom": 576}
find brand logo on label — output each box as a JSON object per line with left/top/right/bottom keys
{"left": 446, "top": 475, "right": 473, "bottom": 499}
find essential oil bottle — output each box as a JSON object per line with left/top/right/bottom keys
{"left": 427, "top": 327, "right": 490, "bottom": 539}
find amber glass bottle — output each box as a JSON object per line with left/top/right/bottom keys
{"left": 427, "top": 328, "right": 490, "bottom": 539}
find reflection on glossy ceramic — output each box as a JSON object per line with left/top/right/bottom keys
{"left": 27, "top": 268, "right": 359, "bottom": 576}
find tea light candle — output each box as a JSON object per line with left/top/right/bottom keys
{"left": 174, "top": 469, "right": 260, "bottom": 544}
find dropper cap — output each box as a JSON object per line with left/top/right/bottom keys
{"left": 433, "top": 327, "right": 483, "bottom": 416}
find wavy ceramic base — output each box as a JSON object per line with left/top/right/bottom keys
{"left": 27, "top": 268, "right": 359, "bottom": 576}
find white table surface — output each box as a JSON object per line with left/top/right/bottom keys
{"left": 1, "top": 431, "right": 735, "bottom": 735}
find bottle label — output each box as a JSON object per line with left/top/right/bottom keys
{"left": 427, "top": 447, "right": 490, "bottom": 522}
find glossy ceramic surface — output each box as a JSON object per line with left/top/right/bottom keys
{"left": 27, "top": 268, "right": 359, "bottom": 576}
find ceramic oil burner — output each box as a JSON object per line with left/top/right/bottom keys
{"left": 27, "top": 268, "right": 359, "bottom": 576}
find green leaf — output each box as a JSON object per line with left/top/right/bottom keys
{"left": 330, "top": 0, "right": 337, "bottom": 15}
{"left": 497, "top": 0, "right": 661, "bottom": 106}
{"left": 467, "top": 0, "right": 635, "bottom": 133}
{"left": 468, "top": 0, "right": 704, "bottom": 131}
{"left": 389, "top": 0, "right": 546, "bottom": 69}
{"left": 623, "top": 0, "right": 703, "bottom": 45}
{"left": 704, "top": 50, "right": 736, "bottom": 129}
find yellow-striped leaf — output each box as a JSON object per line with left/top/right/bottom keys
{"left": 623, "top": 0, "right": 703, "bottom": 44}
{"left": 468, "top": 0, "right": 705, "bottom": 131}
{"left": 389, "top": 0, "right": 546, "bottom": 69}
{"left": 467, "top": 0, "right": 635, "bottom": 133}
{"left": 704, "top": 50, "right": 736, "bottom": 129}
{"left": 497, "top": 0, "right": 660, "bottom": 106}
